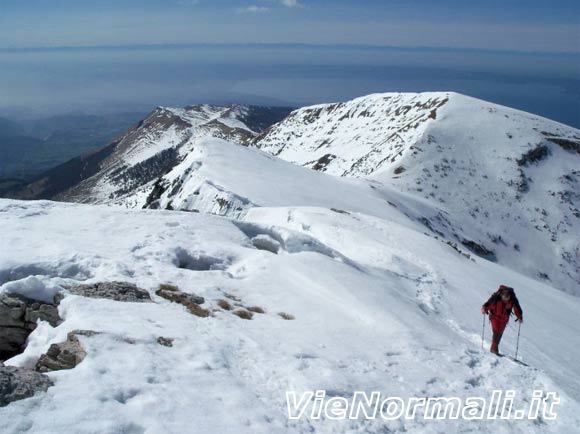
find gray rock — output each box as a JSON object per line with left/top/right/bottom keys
{"left": 184, "top": 293, "right": 205, "bottom": 305}
{"left": 25, "top": 302, "right": 62, "bottom": 326}
{"left": 0, "top": 364, "right": 53, "bottom": 407}
{"left": 157, "top": 336, "right": 174, "bottom": 347}
{"left": 0, "top": 293, "right": 61, "bottom": 361}
{"left": 0, "top": 329, "right": 30, "bottom": 361}
{"left": 67, "top": 281, "right": 152, "bottom": 302}
{"left": 35, "top": 331, "right": 90, "bottom": 373}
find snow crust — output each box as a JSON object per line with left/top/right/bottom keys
{"left": 0, "top": 275, "right": 61, "bottom": 304}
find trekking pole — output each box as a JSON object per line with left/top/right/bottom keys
{"left": 514, "top": 322, "right": 521, "bottom": 360}
{"left": 481, "top": 313, "right": 486, "bottom": 350}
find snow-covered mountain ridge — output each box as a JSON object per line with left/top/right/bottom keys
{"left": 252, "top": 92, "right": 580, "bottom": 294}
{"left": 14, "top": 104, "right": 292, "bottom": 203}
{"left": 252, "top": 92, "right": 579, "bottom": 178}
{"left": 9, "top": 93, "right": 580, "bottom": 294}
{"left": 252, "top": 92, "right": 451, "bottom": 177}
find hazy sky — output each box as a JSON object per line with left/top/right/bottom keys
{"left": 0, "top": 1, "right": 578, "bottom": 126}
{"left": 1, "top": 0, "right": 579, "bottom": 52}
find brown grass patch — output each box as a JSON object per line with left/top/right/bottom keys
{"left": 233, "top": 309, "right": 253, "bottom": 320}
{"left": 278, "top": 312, "right": 295, "bottom": 320}
{"left": 217, "top": 299, "right": 233, "bottom": 311}
{"left": 246, "top": 306, "right": 265, "bottom": 314}
{"left": 156, "top": 288, "right": 210, "bottom": 318}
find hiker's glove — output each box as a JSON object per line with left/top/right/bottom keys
{"left": 515, "top": 318, "right": 523, "bottom": 324}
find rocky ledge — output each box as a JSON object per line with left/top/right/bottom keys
{"left": 0, "top": 363, "right": 53, "bottom": 407}
{"left": 0, "top": 293, "right": 61, "bottom": 361}
{"left": 67, "top": 281, "right": 152, "bottom": 302}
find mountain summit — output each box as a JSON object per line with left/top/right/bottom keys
{"left": 252, "top": 92, "right": 580, "bottom": 294}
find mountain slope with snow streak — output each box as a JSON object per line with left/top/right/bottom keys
{"left": 1, "top": 199, "right": 580, "bottom": 434}
{"left": 14, "top": 104, "right": 292, "bottom": 203}
{"left": 253, "top": 92, "right": 450, "bottom": 177}
{"left": 253, "top": 92, "right": 580, "bottom": 294}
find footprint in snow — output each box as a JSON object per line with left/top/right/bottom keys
{"left": 294, "top": 353, "right": 318, "bottom": 360}
{"left": 465, "top": 375, "right": 483, "bottom": 388}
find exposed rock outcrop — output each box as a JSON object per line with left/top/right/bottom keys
{"left": 157, "top": 337, "right": 174, "bottom": 347}
{"left": 67, "top": 281, "right": 152, "bottom": 302}
{"left": 517, "top": 145, "right": 550, "bottom": 166}
{"left": 461, "top": 239, "right": 496, "bottom": 261}
{"left": 35, "top": 330, "right": 95, "bottom": 373}
{"left": 0, "top": 293, "right": 61, "bottom": 361}
{"left": 0, "top": 363, "right": 53, "bottom": 407}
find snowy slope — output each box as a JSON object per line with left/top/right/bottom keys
{"left": 253, "top": 92, "right": 580, "bottom": 294}
{"left": 121, "top": 136, "right": 442, "bottom": 225}
{"left": 1, "top": 199, "right": 580, "bottom": 434}
{"left": 59, "top": 105, "right": 257, "bottom": 204}
{"left": 253, "top": 92, "right": 450, "bottom": 177}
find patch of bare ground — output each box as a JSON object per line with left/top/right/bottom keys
{"left": 217, "top": 299, "right": 233, "bottom": 311}
{"left": 156, "top": 284, "right": 209, "bottom": 318}
{"left": 215, "top": 290, "right": 293, "bottom": 320}
{"left": 232, "top": 309, "right": 253, "bottom": 320}
{"left": 246, "top": 306, "right": 265, "bottom": 314}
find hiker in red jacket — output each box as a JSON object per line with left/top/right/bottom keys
{"left": 481, "top": 285, "right": 523, "bottom": 355}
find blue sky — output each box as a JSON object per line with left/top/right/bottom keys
{"left": 1, "top": 0, "right": 578, "bottom": 52}
{"left": 0, "top": 1, "right": 578, "bottom": 126}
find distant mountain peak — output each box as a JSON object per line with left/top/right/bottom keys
{"left": 11, "top": 104, "right": 293, "bottom": 203}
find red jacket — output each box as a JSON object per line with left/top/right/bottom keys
{"left": 482, "top": 286, "right": 523, "bottom": 323}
